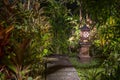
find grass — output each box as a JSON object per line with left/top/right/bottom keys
{"left": 69, "top": 56, "right": 104, "bottom": 80}
{"left": 69, "top": 57, "right": 102, "bottom": 68}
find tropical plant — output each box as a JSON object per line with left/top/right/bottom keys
{"left": 80, "top": 68, "right": 103, "bottom": 80}
{"left": 0, "top": 65, "right": 5, "bottom": 80}
{"left": 0, "top": 0, "right": 51, "bottom": 79}
{"left": 0, "top": 37, "right": 31, "bottom": 80}
{"left": 44, "top": 0, "right": 73, "bottom": 54}
{"left": 100, "top": 52, "right": 120, "bottom": 80}
{"left": 0, "top": 25, "right": 14, "bottom": 58}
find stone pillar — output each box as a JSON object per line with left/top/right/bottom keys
{"left": 79, "top": 25, "right": 91, "bottom": 62}
{"left": 79, "top": 44, "right": 91, "bottom": 62}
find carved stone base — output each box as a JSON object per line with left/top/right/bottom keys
{"left": 79, "top": 45, "right": 91, "bottom": 63}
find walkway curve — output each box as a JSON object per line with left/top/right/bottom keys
{"left": 46, "top": 54, "right": 80, "bottom": 80}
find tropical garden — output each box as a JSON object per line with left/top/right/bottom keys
{"left": 0, "top": 0, "right": 120, "bottom": 80}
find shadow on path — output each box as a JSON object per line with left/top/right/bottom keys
{"left": 45, "top": 54, "right": 80, "bottom": 80}
{"left": 46, "top": 65, "right": 73, "bottom": 75}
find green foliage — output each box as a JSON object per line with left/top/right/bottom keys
{"left": 100, "top": 52, "right": 120, "bottom": 80}
{"left": 0, "top": 66, "right": 5, "bottom": 80}
{"left": 92, "top": 16, "right": 120, "bottom": 57}
{"left": 1, "top": 38, "right": 31, "bottom": 80}
{"left": 80, "top": 68, "right": 103, "bottom": 80}
{"left": 69, "top": 57, "right": 101, "bottom": 69}
{"left": 0, "top": 0, "right": 30, "bottom": 27}
{"left": 0, "top": 73, "right": 5, "bottom": 80}
{"left": 69, "top": 56, "right": 103, "bottom": 80}
{"left": 0, "top": 0, "right": 51, "bottom": 79}
{"left": 45, "top": 0, "right": 73, "bottom": 54}
{"left": 68, "top": 16, "right": 80, "bottom": 53}
{"left": 0, "top": 0, "right": 120, "bottom": 79}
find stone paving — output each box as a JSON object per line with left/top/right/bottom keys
{"left": 46, "top": 55, "right": 80, "bottom": 80}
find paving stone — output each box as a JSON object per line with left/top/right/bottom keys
{"left": 46, "top": 55, "right": 80, "bottom": 80}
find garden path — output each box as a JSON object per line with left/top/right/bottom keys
{"left": 45, "top": 54, "right": 80, "bottom": 80}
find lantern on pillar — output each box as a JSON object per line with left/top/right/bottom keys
{"left": 79, "top": 25, "right": 91, "bottom": 62}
